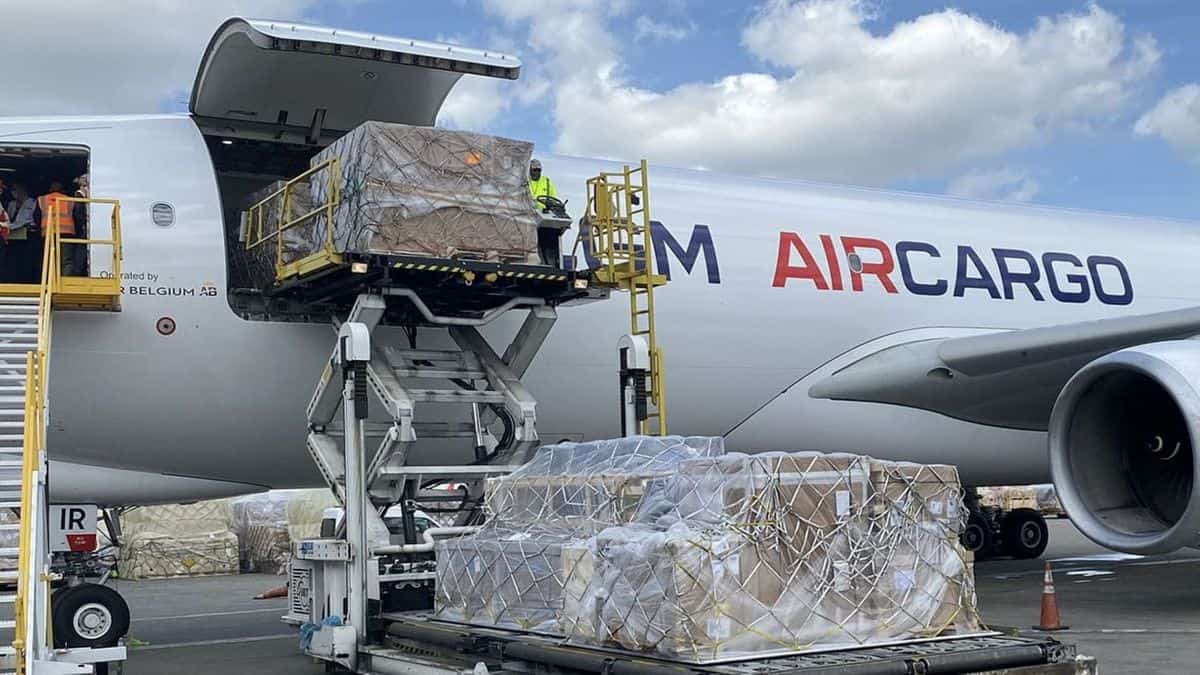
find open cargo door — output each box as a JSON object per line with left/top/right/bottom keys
{"left": 190, "top": 18, "right": 521, "bottom": 144}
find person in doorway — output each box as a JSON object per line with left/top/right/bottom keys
{"left": 5, "top": 182, "right": 38, "bottom": 283}
{"left": 35, "top": 181, "right": 78, "bottom": 277}
{"left": 0, "top": 178, "right": 8, "bottom": 281}
{"left": 528, "top": 159, "right": 556, "bottom": 206}
{"left": 71, "top": 173, "right": 89, "bottom": 277}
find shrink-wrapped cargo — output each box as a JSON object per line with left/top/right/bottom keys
{"left": 483, "top": 436, "right": 725, "bottom": 532}
{"left": 120, "top": 531, "right": 240, "bottom": 580}
{"left": 309, "top": 121, "right": 540, "bottom": 263}
{"left": 435, "top": 436, "right": 724, "bottom": 632}
{"left": 435, "top": 529, "right": 576, "bottom": 633}
{"left": 561, "top": 453, "right": 978, "bottom": 659}
{"left": 435, "top": 442, "right": 980, "bottom": 662}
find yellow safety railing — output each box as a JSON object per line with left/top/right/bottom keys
{"left": 46, "top": 197, "right": 123, "bottom": 308}
{"left": 245, "top": 157, "right": 342, "bottom": 282}
{"left": 582, "top": 160, "right": 668, "bottom": 435}
{"left": 13, "top": 205, "right": 57, "bottom": 672}
{"left": 12, "top": 350, "right": 44, "bottom": 673}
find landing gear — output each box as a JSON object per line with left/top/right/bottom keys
{"left": 960, "top": 489, "right": 1050, "bottom": 560}
{"left": 961, "top": 511, "right": 995, "bottom": 557}
{"left": 51, "top": 583, "right": 130, "bottom": 648}
{"left": 1003, "top": 508, "right": 1049, "bottom": 559}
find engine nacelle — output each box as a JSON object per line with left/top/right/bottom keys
{"left": 1049, "top": 340, "right": 1200, "bottom": 554}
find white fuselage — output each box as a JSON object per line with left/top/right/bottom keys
{"left": 6, "top": 114, "right": 1193, "bottom": 501}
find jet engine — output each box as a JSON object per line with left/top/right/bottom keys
{"left": 1049, "top": 340, "right": 1200, "bottom": 554}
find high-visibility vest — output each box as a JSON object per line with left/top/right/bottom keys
{"left": 38, "top": 192, "right": 75, "bottom": 235}
{"left": 529, "top": 175, "right": 556, "bottom": 201}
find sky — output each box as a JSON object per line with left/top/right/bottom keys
{"left": 3, "top": 0, "right": 1200, "bottom": 219}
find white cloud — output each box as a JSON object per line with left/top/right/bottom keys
{"left": 946, "top": 168, "right": 1040, "bottom": 202}
{"left": 1135, "top": 84, "right": 1200, "bottom": 163}
{"left": 438, "top": 77, "right": 510, "bottom": 130}
{"left": 634, "top": 16, "right": 694, "bottom": 43}
{"left": 0, "top": 1, "right": 329, "bottom": 117}
{"left": 483, "top": 0, "right": 1159, "bottom": 185}
{"left": 437, "top": 29, "right": 551, "bottom": 129}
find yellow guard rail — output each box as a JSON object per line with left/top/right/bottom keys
{"left": 244, "top": 157, "right": 342, "bottom": 282}
{"left": 48, "top": 197, "right": 123, "bottom": 310}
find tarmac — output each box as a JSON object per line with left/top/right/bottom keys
{"left": 117, "top": 518, "right": 1200, "bottom": 674}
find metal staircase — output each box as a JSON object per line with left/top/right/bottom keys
{"left": 0, "top": 296, "right": 41, "bottom": 673}
{"left": 306, "top": 294, "right": 555, "bottom": 527}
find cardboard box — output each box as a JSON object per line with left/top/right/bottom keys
{"left": 568, "top": 528, "right": 868, "bottom": 660}
{"left": 856, "top": 538, "right": 978, "bottom": 639}
{"left": 869, "top": 461, "right": 962, "bottom": 529}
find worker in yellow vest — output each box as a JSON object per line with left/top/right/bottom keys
{"left": 36, "top": 181, "right": 80, "bottom": 276}
{"left": 528, "top": 159, "right": 556, "bottom": 208}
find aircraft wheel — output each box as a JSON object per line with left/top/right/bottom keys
{"left": 961, "top": 512, "right": 994, "bottom": 560}
{"left": 52, "top": 583, "right": 130, "bottom": 648}
{"left": 1003, "top": 508, "right": 1049, "bottom": 559}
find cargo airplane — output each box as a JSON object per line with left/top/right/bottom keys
{"left": 7, "top": 18, "right": 1199, "bottom": 569}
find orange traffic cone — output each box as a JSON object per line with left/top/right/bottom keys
{"left": 254, "top": 584, "right": 288, "bottom": 600}
{"left": 1034, "top": 562, "right": 1068, "bottom": 631}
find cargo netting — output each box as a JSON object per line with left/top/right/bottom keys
{"left": 435, "top": 436, "right": 724, "bottom": 633}
{"left": 310, "top": 121, "right": 540, "bottom": 263}
{"left": 435, "top": 440, "right": 980, "bottom": 661}
{"left": 233, "top": 122, "right": 544, "bottom": 291}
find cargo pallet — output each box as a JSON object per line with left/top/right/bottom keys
{"left": 371, "top": 615, "right": 1097, "bottom": 675}
{"left": 242, "top": 153, "right": 591, "bottom": 317}
{"left": 269, "top": 251, "right": 593, "bottom": 317}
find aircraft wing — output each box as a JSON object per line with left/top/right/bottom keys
{"left": 808, "top": 306, "right": 1200, "bottom": 431}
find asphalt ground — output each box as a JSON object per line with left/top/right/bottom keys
{"left": 117, "top": 519, "right": 1200, "bottom": 674}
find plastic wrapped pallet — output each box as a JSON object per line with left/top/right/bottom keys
{"left": 230, "top": 490, "right": 336, "bottom": 574}
{"left": 483, "top": 435, "right": 725, "bottom": 532}
{"left": 120, "top": 531, "right": 240, "bottom": 580}
{"left": 229, "top": 493, "right": 289, "bottom": 573}
{"left": 436, "top": 529, "right": 576, "bottom": 632}
{"left": 118, "top": 500, "right": 239, "bottom": 579}
{"left": 434, "top": 436, "right": 725, "bottom": 632}
{"left": 564, "top": 453, "right": 876, "bottom": 657}
{"left": 560, "top": 452, "right": 980, "bottom": 660}
{"left": 308, "top": 121, "right": 540, "bottom": 263}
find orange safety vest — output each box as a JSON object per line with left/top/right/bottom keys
{"left": 38, "top": 192, "right": 75, "bottom": 235}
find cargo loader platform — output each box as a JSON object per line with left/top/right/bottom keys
{"left": 372, "top": 615, "right": 1095, "bottom": 675}
{"left": 236, "top": 123, "right": 597, "bottom": 320}
{"left": 267, "top": 250, "right": 596, "bottom": 317}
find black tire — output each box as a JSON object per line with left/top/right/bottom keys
{"left": 961, "top": 512, "right": 995, "bottom": 559}
{"left": 52, "top": 583, "right": 130, "bottom": 648}
{"left": 1003, "top": 508, "right": 1049, "bottom": 559}
{"left": 50, "top": 585, "right": 72, "bottom": 618}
